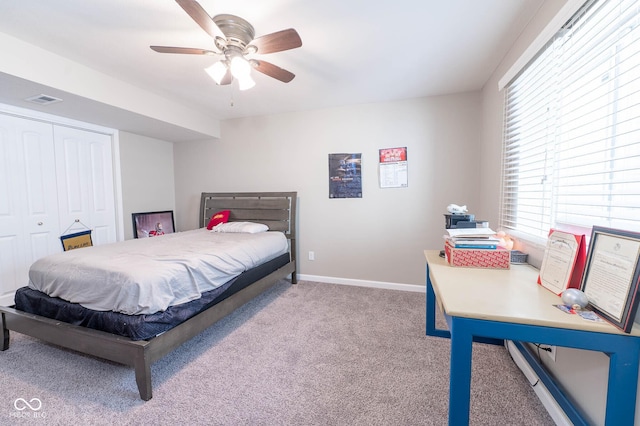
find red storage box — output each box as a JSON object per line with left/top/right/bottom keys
{"left": 444, "top": 242, "right": 510, "bottom": 269}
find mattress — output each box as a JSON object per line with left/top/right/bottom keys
{"left": 15, "top": 252, "right": 291, "bottom": 340}
{"left": 28, "top": 228, "right": 289, "bottom": 315}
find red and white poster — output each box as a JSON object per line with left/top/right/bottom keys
{"left": 379, "top": 147, "right": 408, "bottom": 188}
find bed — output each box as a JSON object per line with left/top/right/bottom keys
{"left": 0, "top": 191, "right": 297, "bottom": 400}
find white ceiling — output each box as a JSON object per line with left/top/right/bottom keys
{"left": 0, "top": 0, "right": 544, "bottom": 141}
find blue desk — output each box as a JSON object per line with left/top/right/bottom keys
{"left": 424, "top": 250, "right": 640, "bottom": 425}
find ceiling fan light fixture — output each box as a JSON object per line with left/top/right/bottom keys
{"left": 238, "top": 75, "right": 256, "bottom": 91}
{"left": 229, "top": 56, "right": 252, "bottom": 79}
{"left": 151, "top": 1, "right": 302, "bottom": 88}
{"left": 205, "top": 61, "right": 228, "bottom": 85}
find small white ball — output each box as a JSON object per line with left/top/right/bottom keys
{"left": 561, "top": 288, "right": 589, "bottom": 309}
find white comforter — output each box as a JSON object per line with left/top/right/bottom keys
{"left": 28, "top": 229, "right": 289, "bottom": 315}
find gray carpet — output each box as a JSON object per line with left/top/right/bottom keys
{"left": 0, "top": 280, "right": 554, "bottom": 425}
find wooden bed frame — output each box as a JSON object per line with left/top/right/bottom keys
{"left": 0, "top": 191, "right": 297, "bottom": 400}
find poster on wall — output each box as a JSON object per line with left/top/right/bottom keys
{"left": 329, "top": 153, "right": 362, "bottom": 198}
{"left": 379, "top": 147, "right": 408, "bottom": 188}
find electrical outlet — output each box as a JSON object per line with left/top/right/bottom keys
{"left": 308, "top": 251, "right": 315, "bottom": 261}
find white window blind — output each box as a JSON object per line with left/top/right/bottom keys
{"left": 501, "top": 0, "right": 640, "bottom": 240}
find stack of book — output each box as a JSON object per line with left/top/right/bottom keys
{"left": 445, "top": 228, "right": 500, "bottom": 249}
{"left": 444, "top": 227, "right": 510, "bottom": 269}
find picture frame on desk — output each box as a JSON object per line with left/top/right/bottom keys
{"left": 537, "top": 229, "right": 586, "bottom": 295}
{"left": 581, "top": 226, "right": 640, "bottom": 333}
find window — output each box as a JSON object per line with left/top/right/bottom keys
{"left": 501, "top": 0, "right": 640, "bottom": 242}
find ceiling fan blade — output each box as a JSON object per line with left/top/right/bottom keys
{"left": 175, "top": 0, "right": 225, "bottom": 40}
{"left": 252, "top": 60, "right": 295, "bottom": 83}
{"left": 150, "top": 46, "right": 217, "bottom": 55}
{"left": 250, "top": 29, "right": 302, "bottom": 54}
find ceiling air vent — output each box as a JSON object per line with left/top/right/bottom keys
{"left": 25, "top": 94, "right": 63, "bottom": 105}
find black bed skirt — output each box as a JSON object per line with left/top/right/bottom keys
{"left": 14, "top": 253, "right": 290, "bottom": 341}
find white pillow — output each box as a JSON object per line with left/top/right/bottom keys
{"left": 212, "top": 221, "right": 269, "bottom": 233}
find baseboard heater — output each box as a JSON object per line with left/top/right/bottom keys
{"left": 506, "top": 340, "right": 588, "bottom": 426}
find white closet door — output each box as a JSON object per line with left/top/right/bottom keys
{"left": 0, "top": 114, "right": 59, "bottom": 306}
{"left": 54, "top": 126, "right": 117, "bottom": 246}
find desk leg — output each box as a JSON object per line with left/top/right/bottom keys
{"left": 605, "top": 348, "right": 640, "bottom": 425}
{"left": 449, "top": 318, "right": 473, "bottom": 426}
{"left": 426, "top": 264, "right": 451, "bottom": 338}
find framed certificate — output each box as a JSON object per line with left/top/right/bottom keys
{"left": 581, "top": 226, "right": 640, "bottom": 333}
{"left": 538, "top": 229, "right": 586, "bottom": 295}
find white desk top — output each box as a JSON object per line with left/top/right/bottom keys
{"left": 425, "top": 250, "right": 640, "bottom": 337}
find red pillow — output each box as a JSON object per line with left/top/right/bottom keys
{"left": 206, "top": 210, "right": 230, "bottom": 230}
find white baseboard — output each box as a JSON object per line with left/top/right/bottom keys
{"left": 296, "top": 274, "right": 425, "bottom": 293}
{"left": 506, "top": 340, "right": 571, "bottom": 426}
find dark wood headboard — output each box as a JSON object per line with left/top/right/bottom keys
{"left": 199, "top": 191, "right": 297, "bottom": 265}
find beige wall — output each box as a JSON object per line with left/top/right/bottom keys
{"left": 119, "top": 131, "right": 176, "bottom": 239}
{"left": 173, "top": 94, "right": 482, "bottom": 286}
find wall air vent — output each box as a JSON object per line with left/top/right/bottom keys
{"left": 25, "top": 94, "right": 63, "bottom": 105}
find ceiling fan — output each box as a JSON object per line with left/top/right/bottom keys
{"left": 151, "top": 0, "right": 302, "bottom": 90}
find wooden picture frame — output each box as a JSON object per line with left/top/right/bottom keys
{"left": 581, "top": 226, "right": 640, "bottom": 333}
{"left": 132, "top": 210, "right": 175, "bottom": 238}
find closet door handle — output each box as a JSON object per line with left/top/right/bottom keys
{"left": 37, "top": 222, "right": 43, "bottom": 226}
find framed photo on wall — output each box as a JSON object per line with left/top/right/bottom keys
{"left": 132, "top": 210, "right": 175, "bottom": 238}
